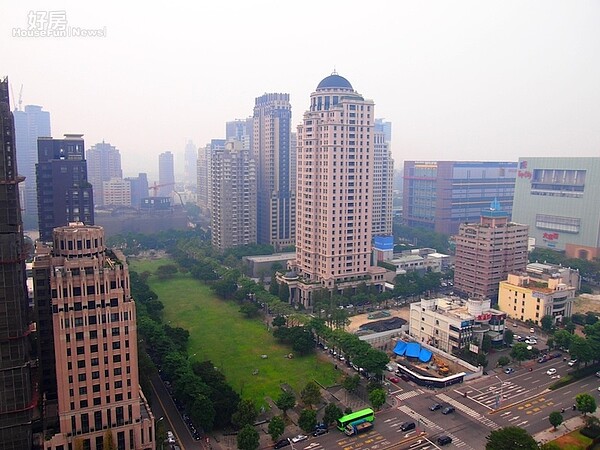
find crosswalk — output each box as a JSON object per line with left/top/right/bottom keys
{"left": 436, "top": 393, "right": 501, "bottom": 430}
{"left": 397, "top": 404, "right": 474, "bottom": 449}
{"left": 464, "top": 380, "right": 530, "bottom": 409}
{"left": 395, "top": 389, "right": 423, "bottom": 402}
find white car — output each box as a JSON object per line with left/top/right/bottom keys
{"left": 290, "top": 435, "right": 308, "bottom": 443}
{"left": 525, "top": 339, "right": 537, "bottom": 345}
{"left": 568, "top": 359, "right": 578, "bottom": 366}
{"left": 529, "top": 327, "right": 535, "bottom": 333}
{"left": 546, "top": 368, "right": 557, "bottom": 376}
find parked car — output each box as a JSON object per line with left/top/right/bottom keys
{"left": 525, "top": 339, "right": 537, "bottom": 345}
{"left": 400, "top": 422, "right": 416, "bottom": 431}
{"left": 546, "top": 368, "right": 557, "bottom": 376}
{"left": 568, "top": 359, "right": 578, "bottom": 366}
{"left": 388, "top": 376, "right": 400, "bottom": 383}
{"left": 504, "top": 367, "right": 515, "bottom": 374}
{"left": 290, "top": 435, "right": 308, "bottom": 443}
{"left": 274, "top": 439, "right": 290, "bottom": 449}
{"left": 442, "top": 406, "right": 455, "bottom": 415}
{"left": 595, "top": 371, "right": 600, "bottom": 378}
{"left": 529, "top": 327, "right": 535, "bottom": 333}
{"left": 429, "top": 403, "right": 443, "bottom": 411}
{"left": 312, "top": 428, "right": 328, "bottom": 437}
{"left": 438, "top": 435, "right": 453, "bottom": 446}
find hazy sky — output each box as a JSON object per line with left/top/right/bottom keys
{"left": 2, "top": 1, "right": 599, "bottom": 178}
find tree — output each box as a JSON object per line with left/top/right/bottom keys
{"left": 298, "top": 409, "right": 317, "bottom": 433}
{"left": 569, "top": 335, "right": 593, "bottom": 366}
{"left": 549, "top": 411, "right": 563, "bottom": 429}
{"left": 539, "top": 443, "right": 562, "bottom": 450}
{"left": 485, "top": 426, "right": 538, "bottom": 450}
{"left": 272, "top": 316, "right": 286, "bottom": 327}
{"left": 190, "top": 394, "right": 216, "bottom": 432}
{"left": 103, "top": 429, "right": 116, "bottom": 450}
{"left": 268, "top": 415, "right": 285, "bottom": 442}
{"left": 342, "top": 374, "right": 361, "bottom": 393}
{"left": 323, "top": 403, "right": 343, "bottom": 426}
{"left": 497, "top": 356, "right": 511, "bottom": 367}
{"left": 369, "top": 388, "right": 386, "bottom": 410}
{"left": 481, "top": 334, "right": 492, "bottom": 354}
{"left": 503, "top": 329, "right": 514, "bottom": 346}
{"left": 541, "top": 315, "right": 555, "bottom": 332}
{"left": 275, "top": 391, "right": 296, "bottom": 416}
{"left": 565, "top": 322, "right": 576, "bottom": 334}
{"left": 269, "top": 280, "right": 280, "bottom": 296}
{"left": 510, "top": 343, "right": 529, "bottom": 365}
{"left": 232, "top": 399, "right": 258, "bottom": 429}
{"left": 575, "top": 393, "right": 597, "bottom": 416}
{"left": 239, "top": 303, "right": 260, "bottom": 318}
{"left": 553, "top": 329, "right": 573, "bottom": 349}
{"left": 237, "top": 424, "right": 260, "bottom": 450}
{"left": 300, "top": 381, "right": 322, "bottom": 409}
{"left": 156, "top": 263, "right": 178, "bottom": 279}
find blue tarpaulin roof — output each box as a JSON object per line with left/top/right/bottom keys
{"left": 405, "top": 343, "right": 421, "bottom": 358}
{"left": 393, "top": 340, "right": 407, "bottom": 355}
{"left": 419, "top": 348, "right": 433, "bottom": 363}
{"left": 393, "top": 340, "right": 433, "bottom": 363}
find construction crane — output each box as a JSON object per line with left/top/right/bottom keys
{"left": 148, "top": 182, "right": 175, "bottom": 196}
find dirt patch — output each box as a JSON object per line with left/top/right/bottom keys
{"left": 553, "top": 429, "right": 592, "bottom": 449}
{"left": 572, "top": 294, "right": 600, "bottom": 315}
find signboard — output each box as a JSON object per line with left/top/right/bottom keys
{"left": 543, "top": 232, "right": 559, "bottom": 241}
{"left": 476, "top": 313, "right": 492, "bottom": 321}
{"left": 469, "top": 343, "right": 479, "bottom": 354}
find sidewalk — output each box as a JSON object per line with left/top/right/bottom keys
{"left": 533, "top": 410, "right": 600, "bottom": 445}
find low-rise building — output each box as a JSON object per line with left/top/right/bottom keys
{"left": 498, "top": 273, "right": 576, "bottom": 325}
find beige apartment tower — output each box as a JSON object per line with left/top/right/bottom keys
{"left": 281, "top": 73, "right": 386, "bottom": 308}
{"left": 34, "top": 223, "right": 154, "bottom": 450}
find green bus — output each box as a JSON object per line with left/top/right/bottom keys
{"left": 336, "top": 408, "right": 375, "bottom": 431}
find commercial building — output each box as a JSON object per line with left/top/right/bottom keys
{"left": 498, "top": 273, "right": 576, "bottom": 326}
{"left": 372, "top": 119, "right": 394, "bottom": 237}
{"left": 210, "top": 140, "right": 257, "bottom": 250}
{"left": 158, "top": 151, "right": 175, "bottom": 197}
{"left": 33, "top": 223, "right": 154, "bottom": 450}
{"left": 280, "top": 73, "right": 386, "bottom": 308}
{"left": 103, "top": 178, "right": 132, "bottom": 206}
{"left": 253, "top": 93, "right": 295, "bottom": 249}
{"left": 511, "top": 157, "right": 600, "bottom": 260}
{"left": 453, "top": 200, "right": 529, "bottom": 302}
{"left": 387, "top": 248, "right": 450, "bottom": 274}
{"left": 36, "top": 135, "right": 95, "bottom": 242}
{"left": 86, "top": 142, "right": 122, "bottom": 207}
{"left": 0, "top": 77, "right": 34, "bottom": 449}
{"left": 403, "top": 161, "right": 518, "bottom": 235}
{"left": 409, "top": 297, "right": 506, "bottom": 354}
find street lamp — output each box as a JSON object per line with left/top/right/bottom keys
{"left": 156, "top": 417, "right": 164, "bottom": 450}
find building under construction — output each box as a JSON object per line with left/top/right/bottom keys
{"left": 0, "top": 77, "right": 34, "bottom": 448}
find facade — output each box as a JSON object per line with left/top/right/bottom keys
{"left": 210, "top": 140, "right": 257, "bottom": 250}
{"left": 453, "top": 200, "right": 529, "bottom": 301}
{"left": 511, "top": 157, "right": 600, "bottom": 260}
{"left": 86, "top": 142, "right": 122, "bottom": 207}
{"left": 34, "top": 223, "right": 154, "bottom": 450}
{"left": 183, "top": 140, "right": 197, "bottom": 189}
{"left": 253, "top": 93, "right": 295, "bottom": 249}
{"left": 280, "top": 73, "right": 386, "bottom": 308}
{"left": 226, "top": 118, "right": 253, "bottom": 150}
{"left": 158, "top": 151, "right": 175, "bottom": 197}
{"left": 526, "top": 262, "right": 581, "bottom": 291}
{"left": 197, "top": 139, "right": 225, "bottom": 214}
{"left": 498, "top": 273, "right": 576, "bottom": 325}
{"left": 409, "top": 297, "right": 506, "bottom": 354}
{"left": 36, "top": 135, "right": 95, "bottom": 242}
{"left": 387, "top": 249, "right": 450, "bottom": 274}
{"left": 0, "top": 77, "right": 34, "bottom": 449}
{"left": 103, "top": 178, "right": 132, "bottom": 206}
{"left": 403, "top": 161, "right": 518, "bottom": 235}
{"left": 124, "top": 173, "right": 148, "bottom": 209}
{"left": 243, "top": 252, "right": 297, "bottom": 278}
{"left": 372, "top": 119, "right": 394, "bottom": 237}
{"left": 13, "top": 104, "right": 51, "bottom": 229}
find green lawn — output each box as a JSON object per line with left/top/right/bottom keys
{"left": 552, "top": 429, "right": 593, "bottom": 450}
{"left": 130, "top": 257, "right": 340, "bottom": 407}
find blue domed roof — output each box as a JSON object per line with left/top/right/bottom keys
{"left": 317, "top": 73, "right": 353, "bottom": 90}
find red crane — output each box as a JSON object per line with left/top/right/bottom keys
{"left": 148, "top": 182, "right": 175, "bottom": 197}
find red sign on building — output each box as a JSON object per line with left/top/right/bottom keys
{"left": 543, "top": 232, "right": 559, "bottom": 241}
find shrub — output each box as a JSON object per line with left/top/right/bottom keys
{"left": 580, "top": 425, "right": 600, "bottom": 439}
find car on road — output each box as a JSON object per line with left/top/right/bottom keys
{"left": 437, "top": 435, "right": 453, "bottom": 446}
{"left": 525, "top": 339, "right": 537, "bottom": 345}
{"left": 290, "top": 435, "right": 308, "bottom": 443}
{"left": 312, "top": 428, "right": 328, "bottom": 437}
{"left": 274, "top": 438, "right": 290, "bottom": 449}
{"left": 568, "top": 359, "right": 578, "bottom": 366}
{"left": 442, "top": 406, "right": 455, "bottom": 415}
{"left": 530, "top": 327, "right": 535, "bottom": 333}
{"left": 596, "top": 371, "right": 600, "bottom": 378}
{"left": 504, "top": 367, "right": 515, "bottom": 374}
{"left": 388, "top": 376, "right": 400, "bottom": 383}
{"left": 513, "top": 322, "right": 518, "bottom": 327}
{"left": 429, "top": 403, "right": 443, "bottom": 411}
{"left": 546, "top": 368, "right": 557, "bottom": 375}
{"left": 400, "top": 421, "right": 416, "bottom": 431}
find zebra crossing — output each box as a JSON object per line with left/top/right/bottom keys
{"left": 436, "top": 393, "right": 501, "bottom": 430}
{"left": 397, "top": 404, "right": 474, "bottom": 449}
{"left": 466, "top": 380, "right": 530, "bottom": 408}
{"left": 395, "top": 389, "right": 423, "bottom": 402}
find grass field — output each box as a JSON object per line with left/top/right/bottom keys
{"left": 552, "top": 429, "right": 593, "bottom": 450}
{"left": 129, "top": 257, "right": 340, "bottom": 407}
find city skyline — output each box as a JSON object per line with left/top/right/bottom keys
{"left": 2, "top": 1, "right": 599, "bottom": 175}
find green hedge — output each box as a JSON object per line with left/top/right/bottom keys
{"left": 549, "top": 362, "right": 600, "bottom": 390}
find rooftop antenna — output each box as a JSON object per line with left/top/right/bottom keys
{"left": 332, "top": 66, "right": 337, "bottom": 75}
{"left": 18, "top": 84, "right": 23, "bottom": 111}
{"left": 10, "top": 84, "right": 16, "bottom": 111}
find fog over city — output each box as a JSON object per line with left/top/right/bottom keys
{"left": 2, "top": 1, "right": 599, "bottom": 176}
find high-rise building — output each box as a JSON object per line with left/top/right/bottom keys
{"left": 124, "top": 173, "right": 149, "bottom": 209}
{"left": 403, "top": 161, "right": 518, "bottom": 235}
{"left": 226, "top": 118, "right": 253, "bottom": 150}
{"left": 158, "top": 151, "right": 175, "bottom": 197}
{"left": 197, "top": 139, "right": 225, "bottom": 213}
{"left": 372, "top": 119, "right": 394, "bottom": 237}
{"left": 33, "top": 223, "right": 155, "bottom": 450}
{"left": 86, "top": 141, "right": 122, "bottom": 207}
{"left": 36, "top": 135, "right": 95, "bottom": 242}
{"left": 183, "top": 140, "right": 197, "bottom": 189}
{"left": 453, "top": 200, "right": 529, "bottom": 302}
{"left": 511, "top": 157, "right": 600, "bottom": 260}
{"left": 0, "top": 77, "right": 34, "bottom": 450}
{"left": 103, "top": 178, "right": 132, "bottom": 206}
{"left": 280, "top": 73, "right": 386, "bottom": 308}
{"left": 253, "top": 93, "right": 295, "bottom": 249}
{"left": 13, "top": 104, "right": 51, "bottom": 229}
{"left": 210, "top": 140, "right": 256, "bottom": 250}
